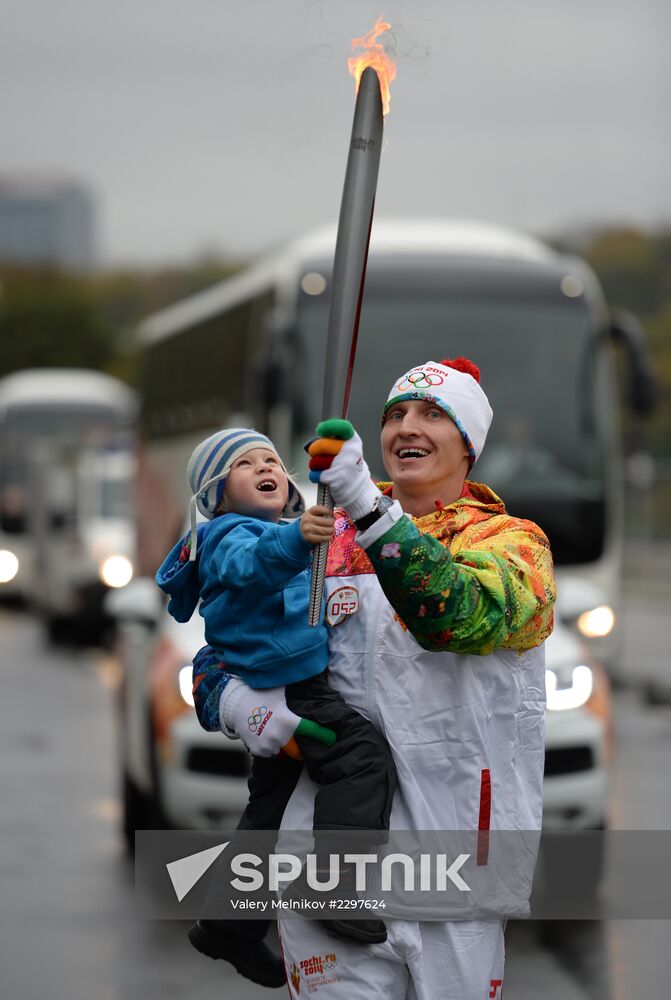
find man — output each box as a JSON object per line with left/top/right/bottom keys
{"left": 199, "top": 357, "right": 556, "bottom": 997}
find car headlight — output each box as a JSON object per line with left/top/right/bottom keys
{"left": 577, "top": 605, "right": 615, "bottom": 638}
{"left": 545, "top": 665, "right": 594, "bottom": 711}
{"left": 0, "top": 549, "right": 19, "bottom": 584}
{"left": 99, "top": 555, "right": 134, "bottom": 589}
{"left": 178, "top": 665, "right": 195, "bottom": 707}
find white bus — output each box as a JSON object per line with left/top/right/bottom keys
{"left": 0, "top": 368, "right": 138, "bottom": 637}
{"left": 136, "top": 219, "right": 655, "bottom": 673}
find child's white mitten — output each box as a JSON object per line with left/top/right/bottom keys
{"left": 219, "top": 678, "right": 335, "bottom": 759}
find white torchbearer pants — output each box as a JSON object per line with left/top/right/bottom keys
{"left": 279, "top": 916, "right": 505, "bottom": 1000}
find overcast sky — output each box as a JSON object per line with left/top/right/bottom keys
{"left": 2, "top": 0, "right": 669, "bottom": 265}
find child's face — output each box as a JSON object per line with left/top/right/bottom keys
{"left": 224, "top": 448, "right": 289, "bottom": 521}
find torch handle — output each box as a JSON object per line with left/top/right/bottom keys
{"left": 308, "top": 483, "right": 334, "bottom": 627}
{"left": 308, "top": 65, "right": 383, "bottom": 627}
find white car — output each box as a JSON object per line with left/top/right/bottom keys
{"left": 107, "top": 581, "right": 249, "bottom": 848}
{"left": 107, "top": 578, "right": 612, "bottom": 871}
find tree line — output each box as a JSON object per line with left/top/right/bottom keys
{"left": 1, "top": 227, "right": 669, "bottom": 463}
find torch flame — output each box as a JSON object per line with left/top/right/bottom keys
{"left": 347, "top": 17, "right": 396, "bottom": 116}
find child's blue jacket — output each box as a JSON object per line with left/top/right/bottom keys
{"left": 155, "top": 514, "right": 328, "bottom": 689}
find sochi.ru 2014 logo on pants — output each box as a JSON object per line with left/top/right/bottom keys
{"left": 248, "top": 705, "right": 272, "bottom": 735}
{"left": 294, "top": 953, "right": 339, "bottom": 993}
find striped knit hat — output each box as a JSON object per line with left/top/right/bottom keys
{"left": 186, "top": 428, "right": 305, "bottom": 560}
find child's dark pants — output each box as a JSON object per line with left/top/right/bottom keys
{"left": 202, "top": 669, "right": 397, "bottom": 941}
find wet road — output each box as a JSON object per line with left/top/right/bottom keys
{"left": 0, "top": 598, "right": 669, "bottom": 1000}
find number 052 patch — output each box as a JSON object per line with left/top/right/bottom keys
{"left": 325, "top": 585, "right": 359, "bottom": 627}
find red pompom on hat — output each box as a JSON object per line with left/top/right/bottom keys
{"left": 439, "top": 357, "right": 481, "bottom": 383}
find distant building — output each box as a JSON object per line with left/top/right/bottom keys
{"left": 0, "top": 173, "right": 97, "bottom": 272}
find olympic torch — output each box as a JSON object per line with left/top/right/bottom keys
{"left": 308, "top": 19, "right": 396, "bottom": 626}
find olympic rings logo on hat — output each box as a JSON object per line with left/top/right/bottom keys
{"left": 396, "top": 370, "right": 444, "bottom": 391}
{"left": 248, "top": 706, "right": 268, "bottom": 732}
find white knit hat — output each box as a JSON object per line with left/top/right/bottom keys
{"left": 382, "top": 358, "right": 493, "bottom": 467}
{"left": 186, "top": 428, "right": 305, "bottom": 560}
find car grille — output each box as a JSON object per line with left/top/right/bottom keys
{"left": 188, "top": 745, "right": 595, "bottom": 778}
{"left": 544, "top": 745, "right": 594, "bottom": 776}
{"left": 186, "top": 747, "right": 251, "bottom": 778}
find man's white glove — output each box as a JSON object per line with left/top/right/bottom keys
{"left": 219, "top": 677, "right": 335, "bottom": 760}
{"left": 309, "top": 420, "right": 381, "bottom": 521}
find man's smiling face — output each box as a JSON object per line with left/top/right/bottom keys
{"left": 381, "top": 399, "right": 470, "bottom": 494}
{"left": 223, "top": 448, "right": 289, "bottom": 520}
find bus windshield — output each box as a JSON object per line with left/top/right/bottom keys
{"left": 0, "top": 403, "right": 130, "bottom": 534}
{"left": 293, "top": 289, "right": 607, "bottom": 564}
{"left": 3, "top": 403, "right": 125, "bottom": 440}
{"left": 99, "top": 477, "right": 133, "bottom": 520}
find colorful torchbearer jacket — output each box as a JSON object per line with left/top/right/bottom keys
{"left": 338, "top": 480, "right": 555, "bottom": 654}
{"left": 191, "top": 480, "right": 556, "bottom": 916}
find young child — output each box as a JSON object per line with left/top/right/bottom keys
{"left": 155, "top": 428, "right": 397, "bottom": 988}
